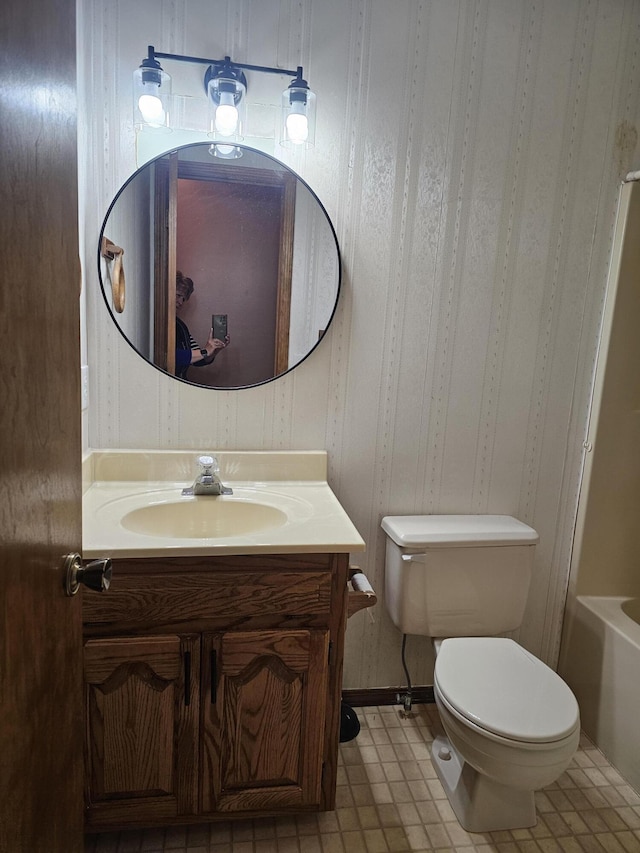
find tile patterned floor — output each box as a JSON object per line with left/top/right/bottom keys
{"left": 84, "top": 705, "right": 640, "bottom": 853}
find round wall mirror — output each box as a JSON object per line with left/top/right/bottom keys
{"left": 98, "top": 143, "right": 341, "bottom": 389}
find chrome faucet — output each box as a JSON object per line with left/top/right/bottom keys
{"left": 182, "top": 455, "right": 233, "bottom": 496}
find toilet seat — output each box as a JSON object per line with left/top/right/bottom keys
{"left": 434, "top": 637, "right": 579, "bottom": 744}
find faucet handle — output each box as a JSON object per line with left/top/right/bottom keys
{"left": 197, "top": 454, "right": 219, "bottom": 474}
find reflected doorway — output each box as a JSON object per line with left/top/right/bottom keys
{"left": 154, "top": 153, "right": 296, "bottom": 387}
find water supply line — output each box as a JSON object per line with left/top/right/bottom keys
{"left": 397, "top": 633, "right": 413, "bottom": 712}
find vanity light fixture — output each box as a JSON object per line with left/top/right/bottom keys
{"left": 204, "top": 58, "right": 247, "bottom": 141}
{"left": 282, "top": 70, "right": 316, "bottom": 147}
{"left": 132, "top": 47, "right": 172, "bottom": 129}
{"left": 133, "top": 45, "right": 316, "bottom": 147}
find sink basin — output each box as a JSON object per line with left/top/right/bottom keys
{"left": 121, "top": 498, "right": 288, "bottom": 538}
{"left": 82, "top": 453, "right": 367, "bottom": 557}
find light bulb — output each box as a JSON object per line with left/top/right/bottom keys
{"left": 137, "top": 82, "right": 165, "bottom": 126}
{"left": 215, "top": 91, "right": 238, "bottom": 137}
{"left": 285, "top": 108, "right": 308, "bottom": 145}
{"left": 138, "top": 94, "right": 165, "bottom": 125}
{"left": 280, "top": 82, "right": 315, "bottom": 148}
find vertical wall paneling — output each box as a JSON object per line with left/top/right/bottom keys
{"left": 515, "top": 1, "right": 595, "bottom": 658}
{"left": 470, "top": 2, "right": 537, "bottom": 514}
{"left": 319, "top": 0, "right": 373, "bottom": 499}
{"left": 423, "top": 2, "right": 486, "bottom": 514}
{"left": 81, "top": 0, "right": 640, "bottom": 688}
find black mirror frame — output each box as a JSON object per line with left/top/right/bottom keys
{"left": 97, "top": 142, "right": 342, "bottom": 391}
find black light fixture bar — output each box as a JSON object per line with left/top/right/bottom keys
{"left": 145, "top": 45, "right": 304, "bottom": 83}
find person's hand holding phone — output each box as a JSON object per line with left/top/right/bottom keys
{"left": 205, "top": 328, "right": 230, "bottom": 355}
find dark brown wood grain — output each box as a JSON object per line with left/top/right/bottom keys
{"left": 0, "top": 0, "right": 84, "bottom": 850}
{"left": 321, "top": 553, "right": 350, "bottom": 810}
{"left": 83, "top": 552, "right": 351, "bottom": 832}
{"left": 84, "top": 634, "right": 199, "bottom": 827}
{"left": 201, "top": 629, "right": 328, "bottom": 813}
{"left": 83, "top": 568, "right": 332, "bottom": 630}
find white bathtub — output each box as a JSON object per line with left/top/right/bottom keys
{"left": 560, "top": 595, "right": 640, "bottom": 792}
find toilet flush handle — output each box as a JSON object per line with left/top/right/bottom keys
{"left": 401, "top": 553, "right": 429, "bottom": 563}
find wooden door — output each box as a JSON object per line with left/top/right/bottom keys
{"left": 84, "top": 635, "right": 200, "bottom": 830}
{"left": 202, "top": 629, "right": 329, "bottom": 814}
{"left": 0, "top": 1, "right": 84, "bottom": 851}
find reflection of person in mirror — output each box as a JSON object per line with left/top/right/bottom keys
{"left": 175, "top": 271, "right": 230, "bottom": 379}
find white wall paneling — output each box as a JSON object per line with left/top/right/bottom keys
{"left": 78, "top": 0, "right": 640, "bottom": 689}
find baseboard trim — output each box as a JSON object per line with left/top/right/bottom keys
{"left": 342, "top": 686, "right": 435, "bottom": 707}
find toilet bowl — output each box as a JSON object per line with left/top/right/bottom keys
{"left": 432, "top": 637, "right": 580, "bottom": 831}
{"left": 381, "top": 514, "right": 581, "bottom": 832}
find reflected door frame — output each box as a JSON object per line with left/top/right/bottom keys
{"left": 153, "top": 153, "right": 296, "bottom": 380}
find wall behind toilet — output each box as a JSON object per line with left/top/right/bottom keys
{"left": 77, "top": 0, "right": 640, "bottom": 689}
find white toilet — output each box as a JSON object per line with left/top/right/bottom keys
{"left": 381, "top": 514, "right": 580, "bottom": 833}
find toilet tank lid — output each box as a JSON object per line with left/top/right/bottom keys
{"left": 381, "top": 515, "right": 538, "bottom": 548}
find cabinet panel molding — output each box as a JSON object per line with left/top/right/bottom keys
{"left": 201, "top": 629, "right": 329, "bottom": 813}
{"left": 84, "top": 634, "right": 199, "bottom": 827}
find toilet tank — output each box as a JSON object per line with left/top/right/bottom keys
{"left": 382, "top": 515, "right": 538, "bottom": 637}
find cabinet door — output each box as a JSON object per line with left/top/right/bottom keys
{"left": 202, "top": 629, "right": 329, "bottom": 814}
{"left": 84, "top": 635, "right": 199, "bottom": 829}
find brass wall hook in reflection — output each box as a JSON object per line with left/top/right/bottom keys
{"left": 101, "top": 237, "right": 125, "bottom": 313}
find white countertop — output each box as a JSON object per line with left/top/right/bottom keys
{"left": 82, "top": 450, "right": 365, "bottom": 559}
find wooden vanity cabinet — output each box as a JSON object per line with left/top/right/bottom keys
{"left": 82, "top": 553, "right": 349, "bottom": 832}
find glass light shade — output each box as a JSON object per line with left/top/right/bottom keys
{"left": 133, "top": 66, "right": 171, "bottom": 130}
{"left": 208, "top": 143, "right": 243, "bottom": 160}
{"left": 207, "top": 76, "right": 246, "bottom": 141}
{"left": 280, "top": 85, "right": 316, "bottom": 148}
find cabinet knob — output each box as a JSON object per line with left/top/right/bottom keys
{"left": 63, "top": 553, "right": 112, "bottom": 596}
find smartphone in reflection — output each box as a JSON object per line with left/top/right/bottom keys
{"left": 212, "top": 313, "right": 228, "bottom": 341}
